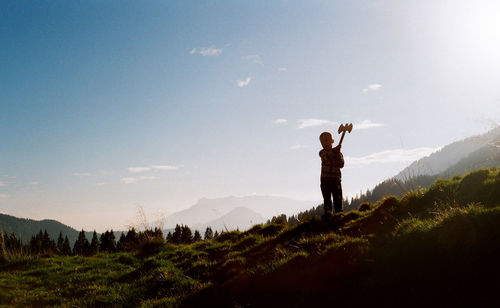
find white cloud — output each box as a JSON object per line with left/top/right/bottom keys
{"left": 120, "top": 177, "right": 138, "bottom": 184}
{"left": 120, "top": 174, "right": 159, "bottom": 184}
{"left": 278, "top": 67, "right": 288, "bottom": 72}
{"left": 128, "top": 165, "right": 178, "bottom": 173}
{"left": 244, "top": 54, "right": 263, "bottom": 65}
{"left": 290, "top": 144, "right": 307, "bottom": 150}
{"left": 30, "top": 181, "right": 39, "bottom": 185}
{"left": 362, "top": 83, "right": 382, "bottom": 92}
{"left": 0, "top": 194, "right": 10, "bottom": 198}
{"left": 237, "top": 77, "right": 252, "bottom": 87}
{"left": 273, "top": 118, "right": 288, "bottom": 124}
{"left": 128, "top": 167, "right": 152, "bottom": 173}
{"left": 74, "top": 172, "right": 92, "bottom": 177}
{"left": 346, "top": 147, "right": 440, "bottom": 166}
{"left": 96, "top": 182, "right": 106, "bottom": 186}
{"left": 190, "top": 46, "right": 223, "bottom": 56}
{"left": 297, "top": 119, "right": 337, "bottom": 129}
{"left": 354, "top": 120, "right": 385, "bottom": 130}
{"left": 152, "top": 165, "right": 178, "bottom": 171}
{"left": 0, "top": 181, "right": 5, "bottom": 187}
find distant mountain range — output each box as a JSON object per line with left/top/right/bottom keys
{"left": 344, "top": 126, "right": 500, "bottom": 211}
{"left": 395, "top": 126, "right": 500, "bottom": 180}
{"left": 3, "top": 127, "right": 499, "bottom": 239}
{"left": 165, "top": 195, "right": 314, "bottom": 231}
{"left": 0, "top": 213, "right": 93, "bottom": 245}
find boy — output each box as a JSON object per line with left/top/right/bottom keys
{"left": 319, "top": 131, "right": 344, "bottom": 215}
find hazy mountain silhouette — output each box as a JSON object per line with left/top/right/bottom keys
{"left": 395, "top": 126, "right": 500, "bottom": 180}
{"left": 193, "top": 207, "right": 264, "bottom": 232}
{"left": 343, "top": 128, "right": 500, "bottom": 211}
{"left": 0, "top": 213, "right": 92, "bottom": 245}
{"left": 165, "top": 195, "right": 313, "bottom": 230}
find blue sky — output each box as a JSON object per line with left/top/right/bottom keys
{"left": 1, "top": 0, "right": 500, "bottom": 231}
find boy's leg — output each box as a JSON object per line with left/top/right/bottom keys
{"left": 320, "top": 180, "right": 333, "bottom": 213}
{"left": 332, "top": 178, "right": 343, "bottom": 213}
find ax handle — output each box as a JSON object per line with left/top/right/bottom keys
{"left": 338, "top": 131, "right": 347, "bottom": 147}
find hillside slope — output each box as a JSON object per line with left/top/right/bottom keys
{"left": 0, "top": 213, "right": 92, "bottom": 245}
{"left": 395, "top": 126, "right": 500, "bottom": 179}
{"left": 344, "top": 136, "right": 500, "bottom": 211}
{"left": 2, "top": 168, "right": 500, "bottom": 307}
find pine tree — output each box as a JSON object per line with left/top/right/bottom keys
{"left": 166, "top": 231, "right": 173, "bottom": 243}
{"left": 73, "top": 230, "right": 90, "bottom": 255}
{"left": 108, "top": 230, "right": 116, "bottom": 252}
{"left": 56, "top": 232, "right": 65, "bottom": 254}
{"left": 180, "top": 225, "right": 193, "bottom": 244}
{"left": 172, "top": 224, "right": 182, "bottom": 244}
{"left": 193, "top": 230, "right": 202, "bottom": 242}
{"left": 62, "top": 236, "right": 72, "bottom": 255}
{"left": 125, "top": 228, "right": 139, "bottom": 251}
{"left": 204, "top": 227, "right": 213, "bottom": 240}
{"left": 214, "top": 230, "right": 219, "bottom": 238}
{"left": 116, "top": 233, "right": 126, "bottom": 252}
{"left": 100, "top": 230, "right": 116, "bottom": 253}
{"left": 89, "top": 230, "right": 99, "bottom": 255}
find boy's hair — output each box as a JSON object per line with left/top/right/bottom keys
{"left": 319, "top": 131, "right": 333, "bottom": 148}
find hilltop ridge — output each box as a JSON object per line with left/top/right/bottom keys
{"left": 2, "top": 167, "right": 500, "bottom": 306}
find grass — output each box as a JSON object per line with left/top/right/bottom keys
{"left": 2, "top": 167, "right": 500, "bottom": 307}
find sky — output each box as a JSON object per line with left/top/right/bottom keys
{"left": 1, "top": 0, "right": 500, "bottom": 232}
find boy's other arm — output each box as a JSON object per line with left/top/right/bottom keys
{"left": 333, "top": 146, "right": 344, "bottom": 168}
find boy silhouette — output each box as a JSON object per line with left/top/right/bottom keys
{"left": 319, "top": 131, "right": 344, "bottom": 215}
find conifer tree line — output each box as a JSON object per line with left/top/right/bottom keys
{"left": 1, "top": 225, "right": 221, "bottom": 256}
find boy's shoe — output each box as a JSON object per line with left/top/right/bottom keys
{"left": 322, "top": 210, "right": 333, "bottom": 219}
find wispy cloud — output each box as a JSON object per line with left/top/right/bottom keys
{"left": 0, "top": 181, "right": 6, "bottom": 187}
{"left": 30, "top": 181, "right": 39, "bottom": 185}
{"left": 74, "top": 172, "right": 92, "bottom": 177}
{"left": 128, "top": 167, "right": 152, "bottom": 173}
{"left": 128, "top": 165, "right": 178, "bottom": 173}
{"left": 120, "top": 175, "right": 158, "bottom": 184}
{"left": 355, "top": 120, "right": 385, "bottom": 130}
{"left": 96, "top": 182, "right": 106, "bottom": 186}
{"left": 0, "top": 193, "right": 10, "bottom": 198}
{"left": 346, "top": 147, "right": 440, "bottom": 166}
{"left": 189, "top": 46, "right": 223, "bottom": 56}
{"left": 237, "top": 77, "right": 252, "bottom": 88}
{"left": 273, "top": 118, "right": 288, "bottom": 124}
{"left": 74, "top": 170, "right": 111, "bottom": 177}
{"left": 151, "top": 165, "right": 178, "bottom": 171}
{"left": 290, "top": 144, "right": 307, "bottom": 150}
{"left": 297, "top": 119, "right": 337, "bottom": 129}
{"left": 362, "top": 83, "right": 382, "bottom": 92}
{"left": 278, "top": 67, "right": 288, "bottom": 72}
{"left": 120, "top": 177, "right": 138, "bottom": 184}
{"left": 244, "top": 54, "right": 263, "bottom": 65}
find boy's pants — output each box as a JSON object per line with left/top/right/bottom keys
{"left": 321, "top": 177, "right": 343, "bottom": 213}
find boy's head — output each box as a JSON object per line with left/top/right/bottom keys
{"left": 319, "top": 131, "right": 334, "bottom": 149}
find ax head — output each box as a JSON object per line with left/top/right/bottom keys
{"left": 338, "top": 123, "right": 353, "bottom": 134}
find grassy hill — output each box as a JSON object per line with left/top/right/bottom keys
{"left": 2, "top": 168, "right": 500, "bottom": 306}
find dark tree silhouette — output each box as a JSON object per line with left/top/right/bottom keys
{"left": 180, "top": 225, "right": 193, "bottom": 244}
{"left": 193, "top": 230, "right": 202, "bottom": 242}
{"left": 73, "top": 230, "right": 90, "bottom": 255}
{"left": 56, "top": 232, "right": 65, "bottom": 254}
{"left": 89, "top": 230, "right": 99, "bottom": 255}
{"left": 204, "top": 227, "right": 213, "bottom": 240}
{"left": 62, "top": 236, "right": 72, "bottom": 255}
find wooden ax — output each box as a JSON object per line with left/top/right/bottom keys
{"left": 337, "top": 123, "right": 353, "bottom": 146}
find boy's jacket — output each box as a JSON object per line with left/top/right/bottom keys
{"left": 319, "top": 145, "right": 344, "bottom": 179}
